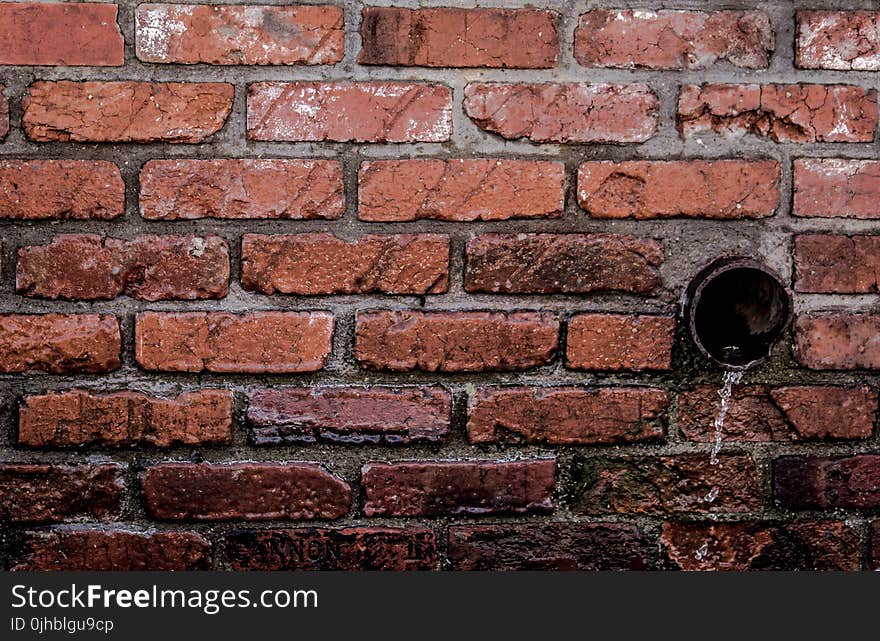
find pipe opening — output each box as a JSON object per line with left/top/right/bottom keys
{"left": 685, "top": 258, "right": 792, "bottom": 370}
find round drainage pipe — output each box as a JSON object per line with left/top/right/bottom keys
{"left": 683, "top": 257, "right": 793, "bottom": 370}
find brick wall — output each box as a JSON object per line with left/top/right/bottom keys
{"left": 0, "top": 1, "right": 878, "bottom": 571}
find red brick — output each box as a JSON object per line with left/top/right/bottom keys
{"left": 140, "top": 159, "right": 344, "bottom": 220}
{"left": 566, "top": 314, "right": 675, "bottom": 371}
{"left": 678, "top": 84, "right": 878, "bottom": 142}
{"left": 241, "top": 234, "right": 449, "bottom": 295}
{"left": 464, "top": 83, "right": 658, "bottom": 143}
{"left": 0, "top": 314, "right": 120, "bottom": 374}
{"left": 872, "top": 521, "right": 880, "bottom": 570}
{"left": 355, "top": 310, "right": 558, "bottom": 372}
{"left": 797, "top": 11, "right": 880, "bottom": 70}
{"left": 136, "top": 312, "right": 333, "bottom": 374}
{"left": 225, "top": 528, "right": 436, "bottom": 571}
{"left": 575, "top": 10, "right": 773, "bottom": 70}
{"left": 23, "top": 81, "right": 233, "bottom": 143}
{"left": 465, "top": 234, "right": 663, "bottom": 295}
{"left": 0, "top": 464, "right": 123, "bottom": 523}
{"left": 449, "top": 523, "right": 653, "bottom": 571}
{"left": 136, "top": 4, "right": 343, "bottom": 65}
{"left": 247, "top": 82, "right": 451, "bottom": 142}
{"left": 248, "top": 386, "right": 450, "bottom": 445}
{"left": 794, "top": 158, "right": 880, "bottom": 219}
{"left": 662, "top": 521, "right": 860, "bottom": 571}
{"left": 0, "top": 2, "right": 123, "bottom": 66}
{"left": 573, "top": 454, "right": 762, "bottom": 514}
{"left": 795, "top": 314, "right": 880, "bottom": 370}
{"left": 142, "top": 463, "right": 351, "bottom": 521}
{"left": 359, "top": 7, "right": 557, "bottom": 69}
{"left": 358, "top": 159, "right": 564, "bottom": 222}
{"left": 0, "top": 161, "right": 123, "bottom": 220}
{"left": 362, "top": 459, "right": 555, "bottom": 517}
{"left": 775, "top": 455, "right": 880, "bottom": 509}
{"left": 19, "top": 389, "right": 233, "bottom": 448}
{"left": 467, "top": 387, "right": 667, "bottom": 445}
{"left": 10, "top": 529, "right": 212, "bottom": 571}
{"left": 679, "top": 386, "right": 877, "bottom": 442}
{"left": 795, "top": 234, "right": 880, "bottom": 293}
{"left": 17, "top": 234, "right": 229, "bottom": 301}
{"left": 577, "top": 160, "right": 780, "bottom": 219}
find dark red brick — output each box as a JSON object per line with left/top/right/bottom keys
{"left": 795, "top": 234, "right": 880, "bottom": 293}
{"left": 0, "top": 464, "right": 123, "bottom": 523}
{"left": 17, "top": 234, "right": 229, "bottom": 301}
{"left": 248, "top": 386, "right": 451, "bottom": 445}
{"left": 241, "top": 234, "right": 449, "bottom": 295}
{"left": 225, "top": 528, "right": 436, "bottom": 570}
{"left": 359, "top": 7, "right": 557, "bottom": 68}
{"left": 573, "top": 454, "right": 762, "bottom": 514}
{"left": 19, "top": 389, "right": 233, "bottom": 448}
{"left": 465, "top": 234, "right": 663, "bottom": 294}
{"left": 449, "top": 523, "right": 653, "bottom": 570}
{"left": 662, "top": 521, "right": 860, "bottom": 570}
{"left": 467, "top": 387, "right": 667, "bottom": 445}
{"left": 142, "top": 463, "right": 351, "bottom": 521}
{"left": 775, "top": 455, "right": 880, "bottom": 509}
{"left": 11, "top": 529, "right": 212, "bottom": 571}
{"left": 355, "top": 310, "right": 558, "bottom": 372}
{"left": 362, "top": 459, "right": 555, "bottom": 517}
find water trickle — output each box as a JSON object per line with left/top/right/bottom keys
{"left": 694, "top": 542, "right": 710, "bottom": 561}
{"left": 710, "top": 369, "right": 744, "bottom": 465}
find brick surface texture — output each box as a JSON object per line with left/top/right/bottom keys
{"left": 0, "top": 1, "right": 878, "bottom": 573}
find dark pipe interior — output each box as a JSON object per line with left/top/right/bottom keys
{"left": 689, "top": 264, "right": 791, "bottom": 369}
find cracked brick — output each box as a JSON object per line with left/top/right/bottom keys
{"left": 797, "top": 11, "right": 880, "bottom": 70}
{"left": 136, "top": 4, "right": 343, "bottom": 65}
{"left": 576, "top": 10, "right": 773, "bottom": 70}
{"left": 359, "top": 7, "right": 557, "bottom": 68}
{"left": 241, "top": 233, "right": 449, "bottom": 295}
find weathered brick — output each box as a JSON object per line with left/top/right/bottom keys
{"left": 247, "top": 82, "right": 451, "bottom": 142}
{"left": 136, "top": 4, "right": 343, "bottom": 65}
{"left": 465, "top": 234, "right": 663, "bottom": 294}
{"left": 355, "top": 310, "right": 558, "bottom": 372}
{"left": 362, "top": 459, "right": 555, "bottom": 517}
{"left": 679, "top": 385, "right": 877, "bottom": 442}
{"left": 662, "top": 521, "right": 860, "bottom": 571}
{"left": 573, "top": 454, "right": 762, "bottom": 514}
{"left": 140, "top": 159, "right": 344, "bottom": 220}
{"left": 248, "top": 386, "right": 450, "bottom": 445}
{"left": 795, "top": 314, "right": 880, "bottom": 370}
{"left": 19, "top": 389, "right": 233, "bottom": 448}
{"left": 0, "top": 2, "right": 123, "bottom": 66}
{"left": 575, "top": 10, "right": 773, "bottom": 70}
{"left": 795, "top": 234, "right": 880, "bottom": 293}
{"left": 464, "top": 83, "right": 659, "bottom": 143}
{"left": 775, "top": 455, "right": 880, "bottom": 509}
{"left": 449, "top": 523, "right": 653, "bottom": 570}
{"left": 10, "top": 529, "right": 212, "bottom": 571}
{"left": 467, "top": 387, "right": 667, "bottom": 445}
{"left": 23, "top": 81, "right": 233, "bottom": 143}
{"left": 577, "top": 160, "right": 780, "bottom": 219}
{"left": 358, "top": 159, "right": 564, "bottom": 222}
{"left": 142, "top": 463, "right": 351, "bottom": 521}
{"left": 794, "top": 159, "right": 880, "bottom": 219}
{"left": 0, "top": 464, "right": 123, "bottom": 523}
{"left": 136, "top": 312, "right": 333, "bottom": 374}
{"left": 226, "top": 528, "right": 436, "bottom": 571}
{"left": 0, "top": 314, "right": 120, "bottom": 374}
{"left": 241, "top": 234, "right": 449, "bottom": 295}
{"left": 566, "top": 314, "right": 675, "bottom": 371}
{"left": 678, "top": 84, "right": 878, "bottom": 142}
{"left": 0, "top": 161, "right": 123, "bottom": 220}
{"left": 797, "top": 11, "right": 880, "bottom": 70}
{"left": 17, "top": 234, "right": 229, "bottom": 301}
{"left": 359, "top": 7, "right": 557, "bottom": 69}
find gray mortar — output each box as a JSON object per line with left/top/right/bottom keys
{"left": 0, "top": 0, "right": 878, "bottom": 569}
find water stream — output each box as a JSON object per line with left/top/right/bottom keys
{"left": 710, "top": 369, "right": 744, "bottom": 465}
